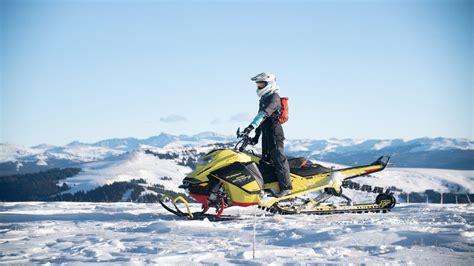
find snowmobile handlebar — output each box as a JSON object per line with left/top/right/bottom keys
{"left": 235, "top": 127, "right": 252, "bottom": 152}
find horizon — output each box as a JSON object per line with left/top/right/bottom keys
{"left": 2, "top": 130, "right": 472, "bottom": 148}
{"left": 1, "top": 0, "right": 472, "bottom": 146}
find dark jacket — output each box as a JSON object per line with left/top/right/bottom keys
{"left": 254, "top": 92, "right": 283, "bottom": 141}
{"left": 259, "top": 92, "right": 281, "bottom": 118}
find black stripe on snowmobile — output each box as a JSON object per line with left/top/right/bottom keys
{"left": 208, "top": 174, "right": 262, "bottom": 195}
{"left": 208, "top": 161, "right": 264, "bottom": 195}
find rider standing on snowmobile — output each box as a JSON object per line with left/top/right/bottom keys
{"left": 241, "top": 72, "right": 293, "bottom": 197}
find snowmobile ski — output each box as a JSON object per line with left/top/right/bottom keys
{"left": 159, "top": 194, "right": 238, "bottom": 221}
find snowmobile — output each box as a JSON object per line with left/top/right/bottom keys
{"left": 160, "top": 129, "right": 396, "bottom": 221}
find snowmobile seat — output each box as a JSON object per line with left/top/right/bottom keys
{"left": 289, "top": 164, "right": 333, "bottom": 177}
{"left": 259, "top": 157, "right": 333, "bottom": 181}
{"left": 287, "top": 157, "right": 333, "bottom": 177}
{"left": 287, "top": 157, "right": 311, "bottom": 168}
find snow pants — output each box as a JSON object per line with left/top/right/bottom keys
{"left": 261, "top": 121, "right": 292, "bottom": 190}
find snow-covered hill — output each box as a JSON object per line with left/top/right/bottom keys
{"left": 0, "top": 202, "right": 472, "bottom": 264}
{"left": 0, "top": 132, "right": 233, "bottom": 164}
{"left": 64, "top": 151, "right": 192, "bottom": 194}
{"left": 0, "top": 143, "right": 44, "bottom": 163}
{"left": 357, "top": 168, "right": 474, "bottom": 194}
{"left": 1, "top": 133, "right": 472, "bottom": 169}
{"left": 312, "top": 159, "right": 474, "bottom": 194}
{"left": 0, "top": 143, "right": 125, "bottom": 165}
{"left": 285, "top": 137, "right": 473, "bottom": 154}
{"left": 0, "top": 132, "right": 234, "bottom": 175}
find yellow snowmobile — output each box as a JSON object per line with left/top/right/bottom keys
{"left": 160, "top": 129, "right": 396, "bottom": 221}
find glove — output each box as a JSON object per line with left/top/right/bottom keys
{"left": 250, "top": 136, "right": 259, "bottom": 145}
{"left": 241, "top": 125, "right": 254, "bottom": 136}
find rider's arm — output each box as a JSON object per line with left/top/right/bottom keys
{"left": 249, "top": 94, "right": 281, "bottom": 128}
{"left": 250, "top": 111, "right": 266, "bottom": 128}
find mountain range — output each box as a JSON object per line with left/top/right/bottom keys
{"left": 0, "top": 132, "right": 473, "bottom": 176}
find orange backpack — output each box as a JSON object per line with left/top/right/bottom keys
{"left": 278, "top": 97, "right": 289, "bottom": 124}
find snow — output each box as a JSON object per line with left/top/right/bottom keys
{"left": 162, "top": 140, "right": 219, "bottom": 149}
{"left": 0, "top": 143, "right": 126, "bottom": 165}
{"left": 140, "top": 188, "right": 159, "bottom": 197}
{"left": 145, "top": 144, "right": 216, "bottom": 156}
{"left": 31, "top": 144, "right": 57, "bottom": 151}
{"left": 35, "top": 154, "right": 48, "bottom": 166}
{"left": 2, "top": 135, "right": 472, "bottom": 173}
{"left": 422, "top": 138, "right": 474, "bottom": 151}
{"left": 15, "top": 162, "right": 23, "bottom": 172}
{"left": 285, "top": 142, "right": 309, "bottom": 152}
{"left": 284, "top": 137, "right": 473, "bottom": 155}
{"left": 0, "top": 202, "right": 472, "bottom": 264}
{"left": 307, "top": 160, "right": 474, "bottom": 194}
{"left": 63, "top": 151, "right": 191, "bottom": 193}
{"left": 46, "top": 146, "right": 125, "bottom": 162}
{"left": 120, "top": 189, "right": 134, "bottom": 202}
{"left": 0, "top": 144, "right": 42, "bottom": 163}
{"left": 373, "top": 140, "right": 393, "bottom": 150}
{"left": 354, "top": 167, "right": 474, "bottom": 194}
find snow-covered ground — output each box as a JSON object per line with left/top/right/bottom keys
{"left": 1, "top": 202, "right": 472, "bottom": 264}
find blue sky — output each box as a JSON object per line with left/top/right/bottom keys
{"left": 1, "top": 0, "right": 472, "bottom": 146}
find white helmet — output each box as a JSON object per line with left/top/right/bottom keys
{"left": 251, "top": 72, "right": 280, "bottom": 97}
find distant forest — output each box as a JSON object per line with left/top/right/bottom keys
{"left": 0, "top": 168, "right": 192, "bottom": 203}
{"left": 0, "top": 168, "right": 80, "bottom": 201}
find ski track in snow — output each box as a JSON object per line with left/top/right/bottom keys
{"left": 0, "top": 202, "right": 473, "bottom": 264}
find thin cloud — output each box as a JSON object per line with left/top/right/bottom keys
{"left": 160, "top": 114, "right": 187, "bottom": 123}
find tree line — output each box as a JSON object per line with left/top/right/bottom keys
{"left": 0, "top": 168, "right": 80, "bottom": 201}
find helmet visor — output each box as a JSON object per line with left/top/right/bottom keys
{"left": 256, "top": 81, "right": 267, "bottom": 89}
